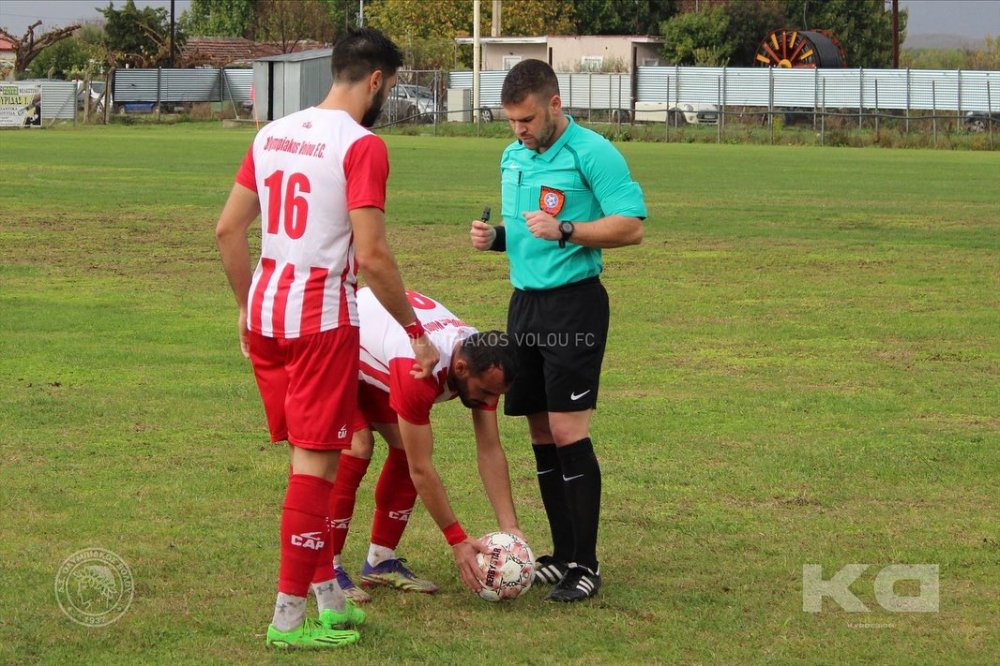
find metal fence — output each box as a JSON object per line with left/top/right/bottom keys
{"left": 114, "top": 67, "right": 253, "bottom": 108}
{"left": 450, "top": 66, "right": 1000, "bottom": 116}
{"left": 449, "top": 70, "right": 631, "bottom": 117}
{"left": 20, "top": 80, "right": 77, "bottom": 123}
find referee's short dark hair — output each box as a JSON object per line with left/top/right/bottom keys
{"left": 458, "top": 331, "right": 519, "bottom": 385}
{"left": 501, "top": 59, "right": 560, "bottom": 106}
{"left": 331, "top": 27, "right": 403, "bottom": 83}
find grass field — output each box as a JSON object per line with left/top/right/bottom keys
{"left": 1, "top": 124, "right": 997, "bottom": 665}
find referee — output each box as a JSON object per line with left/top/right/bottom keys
{"left": 470, "top": 59, "right": 646, "bottom": 602}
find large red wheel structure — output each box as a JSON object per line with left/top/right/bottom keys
{"left": 755, "top": 29, "right": 847, "bottom": 68}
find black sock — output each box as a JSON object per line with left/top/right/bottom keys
{"left": 556, "top": 438, "right": 601, "bottom": 572}
{"left": 532, "top": 443, "right": 574, "bottom": 563}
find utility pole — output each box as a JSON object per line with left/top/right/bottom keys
{"left": 169, "top": 0, "right": 176, "bottom": 67}
{"left": 492, "top": 0, "right": 501, "bottom": 37}
{"left": 474, "top": 0, "right": 481, "bottom": 125}
{"left": 892, "top": 0, "right": 900, "bottom": 69}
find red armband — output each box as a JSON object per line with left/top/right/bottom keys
{"left": 443, "top": 521, "right": 468, "bottom": 546}
{"left": 403, "top": 320, "right": 426, "bottom": 340}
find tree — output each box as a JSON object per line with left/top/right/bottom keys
{"left": 659, "top": 6, "right": 730, "bottom": 65}
{"left": 0, "top": 21, "right": 81, "bottom": 76}
{"left": 26, "top": 26, "right": 104, "bottom": 79}
{"left": 967, "top": 36, "right": 1000, "bottom": 71}
{"left": 364, "top": 0, "right": 476, "bottom": 69}
{"left": 901, "top": 37, "right": 1000, "bottom": 71}
{"left": 780, "top": 0, "right": 906, "bottom": 68}
{"left": 255, "top": 0, "right": 339, "bottom": 49}
{"left": 99, "top": 0, "right": 185, "bottom": 68}
{"left": 498, "top": 0, "right": 575, "bottom": 36}
{"left": 572, "top": 0, "right": 677, "bottom": 36}
{"left": 722, "top": 0, "right": 786, "bottom": 67}
{"left": 364, "top": 0, "right": 580, "bottom": 69}
{"left": 180, "top": 0, "right": 258, "bottom": 38}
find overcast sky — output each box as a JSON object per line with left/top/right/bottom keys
{"left": 1, "top": 0, "right": 998, "bottom": 41}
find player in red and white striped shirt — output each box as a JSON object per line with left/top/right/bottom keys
{"left": 326, "top": 287, "right": 524, "bottom": 599}
{"left": 216, "top": 28, "right": 438, "bottom": 651}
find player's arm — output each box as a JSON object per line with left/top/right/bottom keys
{"left": 346, "top": 134, "right": 438, "bottom": 378}
{"left": 471, "top": 408, "right": 521, "bottom": 536}
{"left": 215, "top": 183, "right": 260, "bottom": 358}
{"left": 526, "top": 212, "right": 643, "bottom": 248}
{"left": 397, "top": 417, "right": 487, "bottom": 592}
{"left": 350, "top": 208, "right": 439, "bottom": 379}
{"left": 524, "top": 143, "right": 646, "bottom": 248}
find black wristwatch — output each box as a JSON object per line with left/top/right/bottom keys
{"left": 558, "top": 220, "right": 575, "bottom": 248}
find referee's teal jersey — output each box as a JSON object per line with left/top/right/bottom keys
{"left": 500, "top": 116, "right": 647, "bottom": 291}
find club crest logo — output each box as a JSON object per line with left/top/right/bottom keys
{"left": 54, "top": 548, "right": 134, "bottom": 627}
{"left": 539, "top": 187, "right": 565, "bottom": 216}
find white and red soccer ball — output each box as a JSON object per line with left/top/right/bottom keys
{"left": 475, "top": 532, "right": 535, "bottom": 602}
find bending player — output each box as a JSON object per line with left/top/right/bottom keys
{"left": 326, "top": 287, "right": 522, "bottom": 600}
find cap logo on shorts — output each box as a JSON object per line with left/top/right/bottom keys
{"left": 539, "top": 186, "right": 565, "bottom": 216}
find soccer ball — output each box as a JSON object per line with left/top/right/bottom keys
{"left": 475, "top": 532, "right": 535, "bottom": 602}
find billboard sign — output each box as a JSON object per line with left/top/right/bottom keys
{"left": 0, "top": 83, "right": 42, "bottom": 127}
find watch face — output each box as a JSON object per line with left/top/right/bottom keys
{"left": 560, "top": 221, "right": 573, "bottom": 234}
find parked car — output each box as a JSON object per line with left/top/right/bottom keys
{"left": 383, "top": 83, "right": 437, "bottom": 123}
{"left": 634, "top": 101, "right": 719, "bottom": 125}
{"left": 964, "top": 111, "right": 1000, "bottom": 132}
{"left": 76, "top": 80, "right": 110, "bottom": 113}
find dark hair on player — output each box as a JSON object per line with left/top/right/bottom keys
{"left": 331, "top": 27, "right": 403, "bottom": 83}
{"left": 457, "top": 331, "right": 519, "bottom": 386}
{"left": 501, "top": 59, "right": 560, "bottom": 106}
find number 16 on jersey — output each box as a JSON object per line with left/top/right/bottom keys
{"left": 264, "top": 170, "right": 311, "bottom": 239}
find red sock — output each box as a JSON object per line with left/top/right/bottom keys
{"left": 326, "top": 454, "right": 371, "bottom": 562}
{"left": 311, "top": 515, "right": 336, "bottom": 585}
{"left": 371, "top": 447, "right": 417, "bottom": 549}
{"left": 279, "top": 474, "right": 333, "bottom": 596}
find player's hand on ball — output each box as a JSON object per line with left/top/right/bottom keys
{"left": 452, "top": 536, "right": 488, "bottom": 592}
{"left": 503, "top": 526, "right": 526, "bottom": 541}
{"left": 475, "top": 532, "right": 535, "bottom": 601}
{"left": 523, "top": 210, "right": 561, "bottom": 241}
{"left": 469, "top": 219, "right": 495, "bottom": 251}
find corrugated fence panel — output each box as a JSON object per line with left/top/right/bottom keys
{"left": 222, "top": 70, "right": 253, "bottom": 103}
{"left": 563, "top": 73, "right": 587, "bottom": 109}
{"left": 40, "top": 81, "right": 77, "bottom": 120}
{"left": 911, "top": 70, "right": 960, "bottom": 111}
{"left": 114, "top": 70, "right": 158, "bottom": 102}
{"left": 678, "top": 67, "right": 725, "bottom": 103}
{"left": 115, "top": 68, "right": 254, "bottom": 103}
{"left": 960, "top": 71, "right": 997, "bottom": 113}
{"left": 451, "top": 67, "right": 1000, "bottom": 113}
{"left": 637, "top": 67, "right": 673, "bottom": 102}
{"left": 448, "top": 71, "right": 505, "bottom": 107}
{"left": 866, "top": 69, "right": 909, "bottom": 109}
{"left": 816, "top": 70, "right": 857, "bottom": 108}
{"left": 724, "top": 68, "right": 770, "bottom": 106}
{"left": 590, "top": 74, "right": 630, "bottom": 109}
{"left": 773, "top": 69, "right": 816, "bottom": 107}
{"left": 161, "top": 69, "right": 221, "bottom": 102}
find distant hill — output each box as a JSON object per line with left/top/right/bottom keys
{"left": 903, "top": 34, "right": 988, "bottom": 50}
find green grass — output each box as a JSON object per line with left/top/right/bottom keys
{"left": 0, "top": 123, "right": 997, "bottom": 665}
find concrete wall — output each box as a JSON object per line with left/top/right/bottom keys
{"left": 481, "top": 38, "right": 662, "bottom": 72}
{"left": 481, "top": 43, "right": 547, "bottom": 70}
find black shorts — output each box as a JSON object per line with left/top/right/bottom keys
{"left": 504, "top": 277, "right": 609, "bottom": 416}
